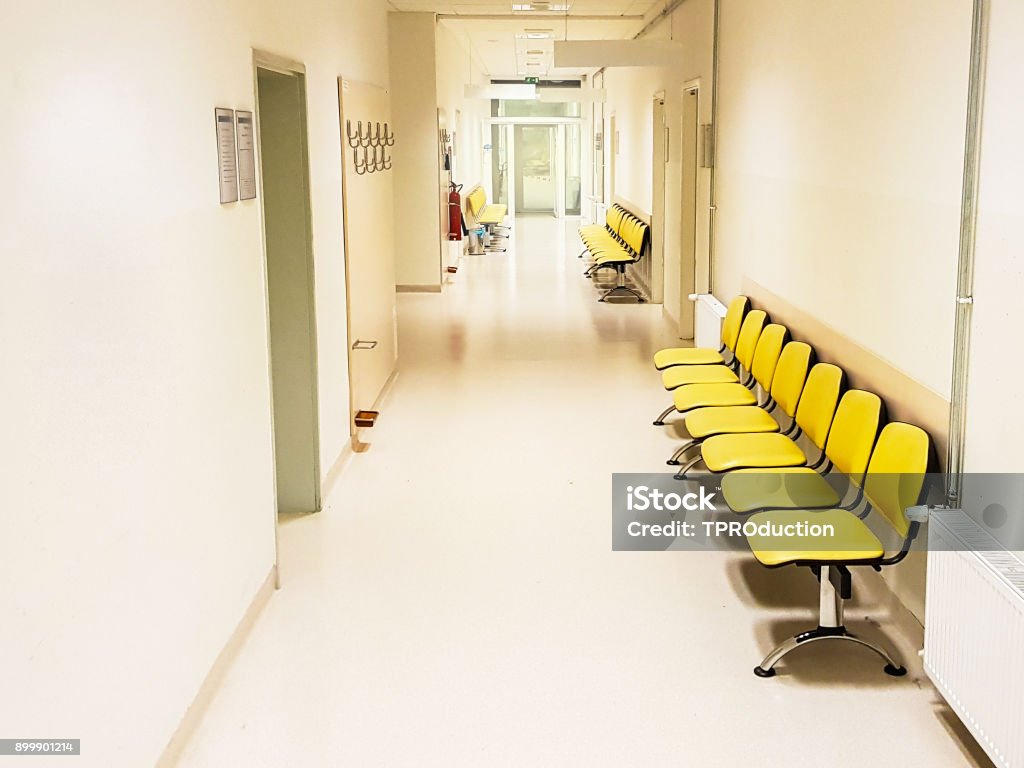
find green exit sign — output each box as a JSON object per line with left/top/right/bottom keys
{"left": 525, "top": 77, "right": 539, "bottom": 84}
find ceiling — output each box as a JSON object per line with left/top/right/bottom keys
{"left": 387, "top": 0, "right": 657, "bottom": 79}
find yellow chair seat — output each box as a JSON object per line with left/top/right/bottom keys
{"left": 721, "top": 467, "right": 842, "bottom": 513}
{"left": 653, "top": 348, "right": 725, "bottom": 369}
{"left": 580, "top": 225, "right": 610, "bottom": 238}
{"left": 479, "top": 204, "right": 506, "bottom": 224}
{"left": 672, "top": 383, "right": 757, "bottom": 412}
{"left": 700, "top": 432, "right": 806, "bottom": 472}
{"left": 662, "top": 365, "right": 739, "bottom": 389}
{"left": 684, "top": 406, "right": 780, "bottom": 439}
{"left": 746, "top": 509, "right": 884, "bottom": 566}
{"left": 593, "top": 249, "right": 634, "bottom": 264}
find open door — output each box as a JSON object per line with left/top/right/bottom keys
{"left": 338, "top": 79, "right": 398, "bottom": 439}
{"left": 255, "top": 62, "right": 321, "bottom": 515}
{"left": 679, "top": 87, "right": 699, "bottom": 340}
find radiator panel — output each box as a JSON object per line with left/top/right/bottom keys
{"left": 925, "top": 511, "right": 1024, "bottom": 768}
{"left": 693, "top": 294, "right": 727, "bottom": 350}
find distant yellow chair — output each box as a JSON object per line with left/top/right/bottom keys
{"left": 672, "top": 363, "right": 845, "bottom": 478}
{"left": 653, "top": 295, "right": 749, "bottom": 369}
{"left": 660, "top": 310, "right": 781, "bottom": 389}
{"left": 655, "top": 315, "right": 782, "bottom": 430}
{"left": 666, "top": 341, "right": 813, "bottom": 466}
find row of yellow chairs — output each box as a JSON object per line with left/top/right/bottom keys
{"left": 578, "top": 205, "right": 649, "bottom": 303}
{"left": 650, "top": 295, "right": 934, "bottom": 678}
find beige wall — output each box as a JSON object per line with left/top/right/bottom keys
{"left": 601, "top": 0, "right": 715, "bottom": 332}
{"left": 714, "top": 0, "right": 972, "bottom": 401}
{"left": 436, "top": 22, "right": 489, "bottom": 192}
{"left": 389, "top": 12, "right": 444, "bottom": 288}
{"left": 963, "top": 0, "right": 1024, "bottom": 475}
{"left": 0, "top": 0, "right": 389, "bottom": 764}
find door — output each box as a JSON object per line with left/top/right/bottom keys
{"left": 338, "top": 79, "right": 398, "bottom": 435}
{"left": 650, "top": 96, "right": 667, "bottom": 303}
{"left": 255, "top": 65, "right": 321, "bottom": 514}
{"left": 679, "top": 87, "right": 699, "bottom": 340}
{"left": 564, "top": 122, "right": 582, "bottom": 216}
{"left": 514, "top": 124, "right": 556, "bottom": 215}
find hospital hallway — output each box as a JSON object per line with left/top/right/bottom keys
{"left": 175, "top": 217, "right": 989, "bottom": 768}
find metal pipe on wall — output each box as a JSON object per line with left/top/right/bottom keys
{"left": 946, "top": 0, "right": 989, "bottom": 504}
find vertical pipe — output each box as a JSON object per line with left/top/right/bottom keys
{"left": 707, "top": 0, "right": 721, "bottom": 294}
{"left": 946, "top": 0, "right": 989, "bottom": 505}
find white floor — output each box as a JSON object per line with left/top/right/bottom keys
{"left": 178, "top": 217, "right": 990, "bottom": 767}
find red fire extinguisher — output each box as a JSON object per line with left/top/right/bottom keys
{"left": 448, "top": 182, "right": 463, "bottom": 241}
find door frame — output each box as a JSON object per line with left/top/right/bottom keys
{"left": 650, "top": 92, "right": 667, "bottom": 304}
{"left": 252, "top": 50, "right": 323, "bottom": 580}
{"left": 679, "top": 78, "right": 704, "bottom": 340}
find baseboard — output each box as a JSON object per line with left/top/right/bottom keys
{"left": 155, "top": 566, "right": 277, "bottom": 768}
{"left": 396, "top": 284, "right": 442, "bottom": 293}
{"left": 320, "top": 442, "right": 354, "bottom": 502}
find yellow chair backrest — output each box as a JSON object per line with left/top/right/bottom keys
{"left": 732, "top": 310, "right": 768, "bottom": 371}
{"left": 606, "top": 206, "right": 625, "bottom": 231}
{"left": 618, "top": 214, "right": 634, "bottom": 243}
{"left": 862, "top": 423, "right": 931, "bottom": 537}
{"left": 824, "top": 390, "right": 883, "bottom": 482}
{"left": 793, "top": 363, "right": 845, "bottom": 449}
{"left": 624, "top": 220, "right": 648, "bottom": 254}
{"left": 721, "top": 296, "right": 749, "bottom": 351}
{"left": 749, "top": 324, "right": 789, "bottom": 390}
{"left": 769, "top": 342, "right": 813, "bottom": 417}
{"left": 467, "top": 188, "right": 487, "bottom": 217}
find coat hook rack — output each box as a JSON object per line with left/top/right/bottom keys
{"left": 346, "top": 117, "right": 396, "bottom": 175}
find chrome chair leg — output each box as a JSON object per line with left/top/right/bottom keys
{"left": 667, "top": 439, "right": 702, "bottom": 465}
{"left": 653, "top": 404, "right": 676, "bottom": 426}
{"left": 673, "top": 454, "right": 705, "bottom": 480}
{"left": 754, "top": 565, "right": 906, "bottom": 678}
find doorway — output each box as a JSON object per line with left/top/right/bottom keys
{"left": 679, "top": 87, "right": 700, "bottom": 340}
{"left": 255, "top": 62, "right": 321, "bottom": 515}
{"left": 649, "top": 95, "right": 667, "bottom": 303}
{"left": 514, "top": 124, "right": 556, "bottom": 215}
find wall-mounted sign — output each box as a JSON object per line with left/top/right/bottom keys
{"left": 236, "top": 111, "right": 256, "bottom": 200}
{"left": 215, "top": 108, "right": 238, "bottom": 203}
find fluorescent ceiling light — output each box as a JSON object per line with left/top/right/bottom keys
{"left": 553, "top": 39, "right": 683, "bottom": 67}
{"left": 538, "top": 87, "right": 606, "bottom": 103}
{"left": 465, "top": 83, "right": 538, "bottom": 100}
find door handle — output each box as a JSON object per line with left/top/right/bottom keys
{"left": 352, "top": 339, "right": 378, "bottom": 350}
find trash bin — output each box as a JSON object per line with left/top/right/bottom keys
{"left": 467, "top": 227, "right": 485, "bottom": 255}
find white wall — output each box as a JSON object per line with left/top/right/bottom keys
{"left": 436, "top": 22, "right": 490, "bottom": 194}
{"left": 714, "top": 0, "right": 972, "bottom": 399}
{"left": 600, "top": 0, "right": 715, "bottom": 330}
{"left": 963, "top": 0, "right": 1024, "bottom": 473}
{"left": 389, "top": 12, "right": 444, "bottom": 288}
{"left": 0, "top": 0, "right": 388, "bottom": 765}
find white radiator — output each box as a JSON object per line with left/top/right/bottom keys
{"left": 924, "top": 510, "right": 1024, "bottom": 768}
{"left": 689, "top": 293, "right": 727, "bottom": 350}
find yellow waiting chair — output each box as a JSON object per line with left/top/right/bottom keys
{"left": 745, "top": 422, "right": 932, "bottom": 678}
{"left": 587, "top": 216, "right": 649, "bottom": 302}
{"left": 653, "top": 295, "right": 748, "bottom": 369}
{"left": 671, "top": 362, "right": 844, "bottom": 477}
{"left": 719, "top": 390, "right": 884, "bottom": 512}
{"left": 652, "top": 316, "right": 781, "bottom": 427}
{"left": 659, "top": 311, "right": 780, "bottom": 389}
{"left": 666, "top": 341, "right": 813, "bottom": 465}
